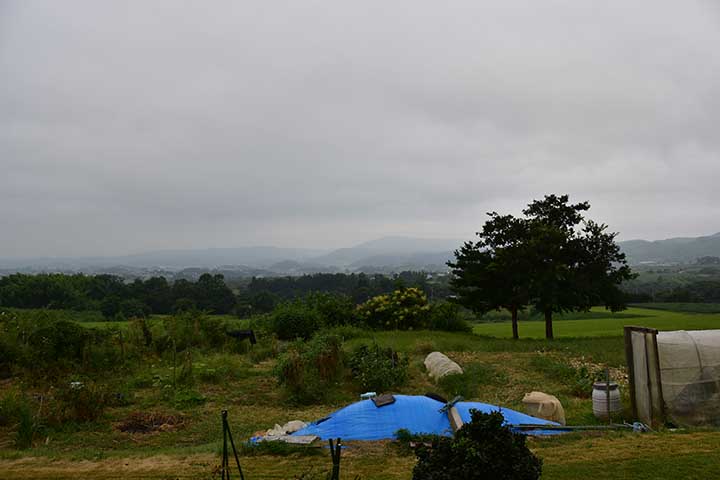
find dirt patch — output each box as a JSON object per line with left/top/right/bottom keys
{"left": 116, "top": 411, "right": 185, "bottom": 434}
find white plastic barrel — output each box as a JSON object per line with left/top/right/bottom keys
{"left": 592, "top": 382, "right": 622, "bottom": 419}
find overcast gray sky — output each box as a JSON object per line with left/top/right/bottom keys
{"left": 1, "top": 1, "right": 719, "bottom": 257}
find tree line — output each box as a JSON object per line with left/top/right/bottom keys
{"left": 0, "top": 271, "right": 447, "bottom": 319}
{"left": 625, "top": 279, "right": 720, "bottom": 303}
{"left": 0, "top": 273, "right": 235, "bottom": 317}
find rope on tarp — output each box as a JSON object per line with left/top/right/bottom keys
{"left": 511, "top": 422, "right": 651, "bottom": 432}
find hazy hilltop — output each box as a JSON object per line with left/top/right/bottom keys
{"left": 618, "top": 232, "right": 720, "bottom": 264}
{"left": 0, "top": 246, "right": 326, "bottom": 270}
{"left": 3, "top": 233, "right": 720, "bottom": 278}
{"left": 312, "top": 236, "right": 462, "bottom": 268}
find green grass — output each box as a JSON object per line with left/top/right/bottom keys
{"left": 473, "top": 307, "right": 720, "bottom": 338}
{"left": 631, "top": 303, "right": 720, "bottom": 314}
{"left": 79, "top": 314, "right": 247, "bottom": 330}
{"left": 3, "top": 307, "right": 720, "bottom": 478}
{"left": 477, "top": 308, "right": 648, "bottom": 323}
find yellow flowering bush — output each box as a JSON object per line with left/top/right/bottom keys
{"left": 357, "top": 287, "right": 431, "bottom": 330}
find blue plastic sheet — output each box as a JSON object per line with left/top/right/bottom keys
{"left": 291, "top": 395, "right": 560, "bottom": 441}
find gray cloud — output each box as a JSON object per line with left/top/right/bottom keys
{"left": 1, "top": 0, "right": 720, "bottom": 257}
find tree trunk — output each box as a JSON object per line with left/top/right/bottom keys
{"left": 511, "top": 306, "right": 519, "bottom": 340}
{"left": 544, "top": 309, "right": 554, "bottom": 340}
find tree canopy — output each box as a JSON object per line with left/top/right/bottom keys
{"left": 449, "top": 194, "right": 635, "bottom": 339}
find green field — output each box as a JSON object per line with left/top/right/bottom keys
{"left": 473, "top": 307, "right": 720, "bottom": 338}
{"left": 3, "top": 306, "right": 720, "bottom": 479}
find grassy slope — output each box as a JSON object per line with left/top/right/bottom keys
{"left": 473, "top": 307, "right": 720, "bottom": 338}
{"left": 2, "top": 307, "right": 720, "bottom": 478}
{"left": 631, "top": 303, "right": 720, "bottom": 314}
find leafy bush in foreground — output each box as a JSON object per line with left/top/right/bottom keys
{"left": 413, "top": 410, "right": 542, "bottom": 480}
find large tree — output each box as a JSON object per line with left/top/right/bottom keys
{"left": 448, "top": 213, "right": 531, "bottom": 339}
{"left": 450, "top": 194, "right": 634, "bottom": 339}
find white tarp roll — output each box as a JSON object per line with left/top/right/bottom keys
{"left": 424, "top": 352, "right": 463, "bottom": 380}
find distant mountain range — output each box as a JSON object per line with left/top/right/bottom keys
{"left": 618, "top": 232, "right": 720, "bottom": 265}
{"left": 0, "top": 236, "right": 463, "bottom": 278}
{"left": 2, "top": 233, "right": 720, "bottom": 278}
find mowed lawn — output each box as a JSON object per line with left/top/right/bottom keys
{"left": 473, "top": 307, "right": 720, "bottom": 338}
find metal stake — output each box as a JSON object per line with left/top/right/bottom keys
{"left": 606, "top": 367, "right": 611, "bottom": 424}
{"left": 221, "top": 410, "right": 245, "bottom": 480}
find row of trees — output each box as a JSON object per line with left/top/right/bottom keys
{"left": 449, "top": 195, "right": 634, "bottom": 339}
{"left": 0, "top": 270, "right": 446, "bottom": 319}
{"left": 243, "top": 271, "right": 448, "bottom": 303}
{"left": 0, "top": 273, "right": 236, "bottom": 316}
{"left": 257, "top": 288, "right": 470, "bottom": 340}
{"left": 633, "top": 280, "right": 720, "bottom": 303}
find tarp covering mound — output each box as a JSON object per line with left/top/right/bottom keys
{"left": 291, "top": 395, "right": 559, "bottom": 441}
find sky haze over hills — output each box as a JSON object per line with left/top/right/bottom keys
{"left": 1, "top": 1, "right": 720, "bottom": 258}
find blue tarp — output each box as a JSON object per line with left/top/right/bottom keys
{"left": 291, "top": 395, "right": 560, "bottom": 441}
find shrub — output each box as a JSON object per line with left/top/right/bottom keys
{"left": 0, "top": 311, "right": 124, "bottom": 373}
{"left": 256, "top": 293, "right": 357, "bottom": 340}
{"left": 161, "top": 312, "right": 199, "bottom": 351}
{"left": 428, "top": 302, "right": 472, "bottom": 332}
{"left": 305, "top": 293, "right": 357, "bottom": 327}
{"left": 51, "top": 380, "right": 111, "bottom": 423}
{"left": 15, "top": 402, "right": 36, "bottom": 449}
{"left": 348, "top": 342, "right": 409, "bottom": 392}
{"left": 176, "top": 350, "right": 195, "bottom": 386}
{"left": 27, "top": 320, "right": 89, "bottom": 365}
{"left": 357, "top": 288, "right": 431, "bottom": 330}
{"left": 154, "top": 311, "right": 233, "bottom": 353}
{"left": 275, "top": 334, "right": 344, "bottom": 403}
{"left": 412, "top": 410, "right": 542, "bottom": 480}
{"left": 571, "top": 365, "right": 605, "bottom": 398}
{"left": 198, "top": 315, "right": 228, "bottom": 349}
{"left": 268, "top": 300, "right": 323, "bottom": 340}
{"left": 0, "top": 389, "right": 40, "bottom": 449}
{"left": 126, "top": 317, "right": 153, "bottom": 350}
{"left": 248, "top": 335, "right": 279, "bottom": 364}
{"left": 0, "top": 338, "right": 17, "bottom": 378}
